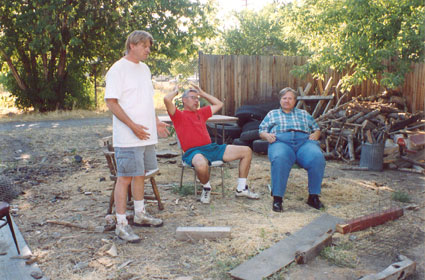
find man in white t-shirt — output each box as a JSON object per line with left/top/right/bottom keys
{"left": 105, "top": 30, "right": 169, "bottom": 243}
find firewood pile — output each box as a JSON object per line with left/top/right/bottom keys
{"left": 316, "top": 91, "right": 424, "bottom": 173}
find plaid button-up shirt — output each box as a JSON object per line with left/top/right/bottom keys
{"left": 259, "top": 108, "right": 320, "bottom": 134}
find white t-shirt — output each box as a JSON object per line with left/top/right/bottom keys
{"left": 105, "top": 57, "right": 158, "bottom": 147}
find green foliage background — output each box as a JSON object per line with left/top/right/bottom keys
{"left": 1, "top": 0, "right": 424, "bottom": 111}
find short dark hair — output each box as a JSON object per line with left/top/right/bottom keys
{"left": 279, "top": 87, "right": 298, "bottom": 99}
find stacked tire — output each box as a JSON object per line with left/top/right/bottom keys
{"left": 231, "top": 101, "right": 279, "bottom": 154}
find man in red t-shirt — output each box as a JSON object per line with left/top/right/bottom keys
{"left": 164, "top": 84, "right": 260, "bottom": 204}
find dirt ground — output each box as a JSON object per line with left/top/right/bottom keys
{"left": 0, "top": 117, "right": 424, "bottom": 280}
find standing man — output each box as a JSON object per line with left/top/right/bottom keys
{"left": 259, "top": 87, "right": 325, "bottom": 212}
{"left": 105, "top": 30, "right": 169, "bottom": 242}
{"left": 164, "top": 85, "right": 259, "bottom": 204}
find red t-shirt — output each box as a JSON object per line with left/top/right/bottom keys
{"left": 170, "top": 106, "right": 212, "bottom": 152}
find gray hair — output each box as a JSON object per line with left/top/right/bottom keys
{"left": 182, "top": 88, "right": 199, "bottom": 98}
{"left": 279, "top": 87, "right": 298, "bottom": 99}
{"left": 125, "top": 30, "right": 153, "bottom": 55}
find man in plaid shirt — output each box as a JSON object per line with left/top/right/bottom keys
{"left": 259, "top": 87, "right": 325, "bottom": 212}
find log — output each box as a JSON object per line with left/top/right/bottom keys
{"left": 336, "top": 207, "right": 404, "bottom": 234}
{"left": 356, "top": 109, "right": 380, "bottom": 124}
{"left": 294, "top": 232, "right": 333, "bottom": 264}
{"left": 359, "top": 255, "right": 416, "bottom": 280}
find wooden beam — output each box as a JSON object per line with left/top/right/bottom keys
{"left": 336, "top": 207, "right": 404, "bottom": 234}
{"left": 359, "top": 255, "right": 416, "bottom": 280}
{"left": 229, "top": 214, "right": 343, "bottom": 280}
{"left": 294, "top": 231, "right": 333, "bottom": 264}
{"left": 175, "top": 226, "right": 231, "bottom": 241}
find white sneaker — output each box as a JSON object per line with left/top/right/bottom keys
{"left": 134, "top": 211, "right": 163, "bottom": 227}
{"left": 115, "top": 224, "right": 141, "bottom": 243}
{"left": 235, "top": 185, "right": 260, "bottom": 199}
{"left": 200, "top": 188, "right": 211, "bottom": 204}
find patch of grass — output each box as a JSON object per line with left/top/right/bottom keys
{"left": 212, "top": 257, "right": 240, "bottom": 280}
{"left": 172, "top": 184, "right": 195, "bottom": 196}
{"left": 320, "top": 243, "right": 358, "bottom": 268}
{"left": 391, "top": 191, "right": 411, "bottom": 203}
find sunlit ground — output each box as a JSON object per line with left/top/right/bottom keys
{"left": 0, "top": 81, "right": 176, "bottom": 123}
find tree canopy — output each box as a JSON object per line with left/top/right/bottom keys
{"left": 289, "top": 0, "right": 425, "bottom": 90}
{"left": 0, "top": 0, "right": 214, "bottom": 111}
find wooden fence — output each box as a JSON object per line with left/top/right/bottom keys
{"left": 198, "top": 52, "right": 425, "bottom": 116}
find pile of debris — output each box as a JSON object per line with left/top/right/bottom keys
{"left": 316, "top": 91, "right": 424, "bottom": 173}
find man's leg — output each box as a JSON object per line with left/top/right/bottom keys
{"left": 222, "top": 145, "right": 252, "bottom": 178}
{"left": 222, "top": 145, "right": 259, "bottom": 199}
{"left": 192, "top": 154, "right": 212, "bottom": 203}
{"left": 268, "top": 141, "right": 296, "bottom": 198}
{"left": 296, "top": 140, "right": 325, "bottom": 209}
{"left": 114, "top": 176, "right": 141, "bottom": 242}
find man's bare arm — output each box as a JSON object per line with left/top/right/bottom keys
{"left": 163, "top": 85, "right": 178, "bottom": 116}
{"left": 191, "top": 84, "right": 223, "bottom": 114}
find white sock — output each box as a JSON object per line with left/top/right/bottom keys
{"left": 134, "top": 200, "right": 145, "bottom": 213}
{"left": 116, "top": 214, "right": 128, "bottom": 226}
{"left": 237, "top": 178, "right": 247, "bottom": 191}
{"left": 202, "top": 181, "right": 211, "bottom": 190}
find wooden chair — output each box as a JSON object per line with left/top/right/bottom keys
{"left": 0, "top": 201, "right": 20, "bottom": 254}
{"left": 102, "top": 136, "right": 164, "bottom": 214}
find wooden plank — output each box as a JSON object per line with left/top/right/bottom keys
{"left": 229, "top": 214, "right": 343, "bottom": 280}
{"left": 297, "top": 95, "right": 334, "bottom": 101}
{"left": 359, "top": 255, "right": 416, "bottom": 280}
{"left": 0, "top": 217, "right": 46, "bottom": 280}
{"left": 294, "top": 232, "right": 333, "bottom": 264}
{"left": 336, "top": 207, "right": 404, "bottom": 234}
{"left": 175, "top": 227, "right": 231, "bottom": 241}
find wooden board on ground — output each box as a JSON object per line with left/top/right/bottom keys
{"left": 176, "top": 226, "right": 231, "bottom": 241}
{"left": 229, "top": 214, "right": 343, "bottom": 280}
{"left": 0, "top": 217, "right": 47, "bottom": 280}
{"left": 359, "top": 255, "right": 416, "bottom": 280}
{"left": 336, "top": 207, "right": 404, "bottom": 234}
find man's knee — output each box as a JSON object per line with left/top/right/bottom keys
{"left": 192, "top": 154, "right": 208, "bottom": 169}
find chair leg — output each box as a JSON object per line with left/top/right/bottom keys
{"left": 5, "top": 213, "right": 20, "bottom": 255}
{"left": 150, "top": 177, "right": 164, "bottom": 210}
{"left": 179, "top": 166, "right": 185, "bottom": 189}
{"left": 221, "top": 166, "right": 225, "bottom": 197}
{"left": 108, "top": 182, "right": 116, "bottom": 214}
{"left": 193, "top": 169, "right": 197, "bottom": 196}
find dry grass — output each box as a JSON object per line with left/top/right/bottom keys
{"left": 0, "top": 81, "right": 176, "bottom": 122}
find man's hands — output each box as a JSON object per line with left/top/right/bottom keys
{"left": 156, "top": 119, "right": 170, "bottom": 138}
{"left": 260, "top": 132, "right": 276, "bottom": 143}
{"left": 130, "top": 123, "right": 151, "bottom": 140}
{"left": 309, "top": 130, "right": 321, "bottom": 141}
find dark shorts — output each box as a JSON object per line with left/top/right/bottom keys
{"left": 182, "top": 143, "right": 227, "bottom": 166}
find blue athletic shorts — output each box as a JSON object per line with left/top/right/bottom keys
{"left": 182, "top": 143, "right": 227, "bottom": 166}
{"left": 114, "top": 145, "right": 157, "bottom": 177}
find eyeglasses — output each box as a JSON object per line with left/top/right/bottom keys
{"left": 184, "top": 96, "right": 199, "bottom": 100}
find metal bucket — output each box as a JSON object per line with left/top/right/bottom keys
{"left": 360, "top": 143, "right": 384, "bottom": 171}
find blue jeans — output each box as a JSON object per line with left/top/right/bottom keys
{"left": 268, "top": 132, "right": 325, "bottom": 198}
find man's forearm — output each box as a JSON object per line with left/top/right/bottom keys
{"left": 106, "top": 99, "right": 135, "bottom": 130}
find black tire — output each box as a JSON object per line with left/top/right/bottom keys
{"left": 232, "top": 138, "right": 253, "bottom": 148}
{"left": 240, "top": 129, "right": 260, "bottom": 141}
{"left": 253, "top": 139, "right": 269, "bottom": 154}
{"left": 206, "top": 123, "right": 242, "bottom": 140}
{"left": 242, "top": 120, "right": 261, "bottom": 132}
{"left": 235, "top": 105, "right": 269, "bottom": 127}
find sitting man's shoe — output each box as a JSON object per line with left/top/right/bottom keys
{"left": 115, "top": 224, "right": 141, "bottom": 243}
{"left": 272, "top": 196, "right": 283, "bottom": 212}
{"left": 200, "top": 188, "right": 211, "bottom": 204}
{"left": 235, "top": 185, "right": 260, "bottom": 199}
{"left": 307, "top": 194, "right": 324, "bottom": 210}
{"left": 134, "top": 211, "right": 163, "bottom": 227}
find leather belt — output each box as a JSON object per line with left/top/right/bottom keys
{"left": 286, "top": 129, "right": 307, "bottom": 133}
